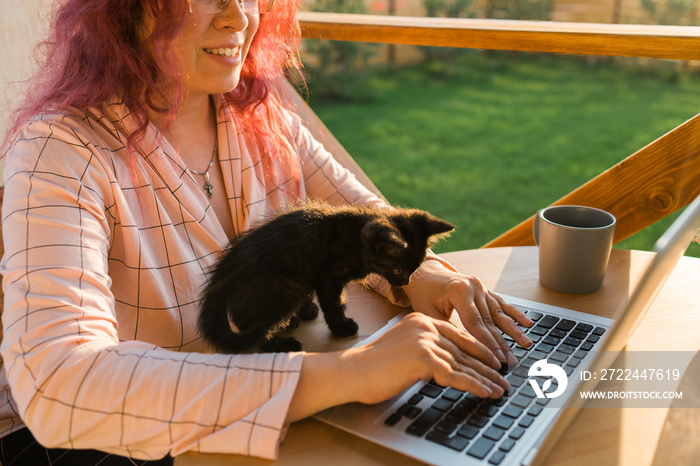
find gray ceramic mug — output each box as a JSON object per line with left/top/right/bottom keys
{"left": 533, "top": 205, "right": 616, "bottom": 294}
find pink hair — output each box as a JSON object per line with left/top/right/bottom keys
{"left": 2, "top": 0, "right": 304, "bottom": 192}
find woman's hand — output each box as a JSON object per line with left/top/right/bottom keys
{"left": 286, "top": 313, "right": 510, "bottom": 423}
{"left": 402, "top": 259, "right": 534, "bottom": 365}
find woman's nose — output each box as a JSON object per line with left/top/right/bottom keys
{"left": 213, "top": 2, "right": 250, "bottom": 30}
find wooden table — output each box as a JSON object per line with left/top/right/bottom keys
{"left": 176, "top": 246, "right": 700, "bottom": 466}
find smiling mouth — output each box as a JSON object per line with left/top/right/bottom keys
{"left": 204, "top": 47, "right": 241, "bottom": 58}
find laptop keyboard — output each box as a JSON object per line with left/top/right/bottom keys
{"left": 382, "top": 308, "right": 606, "bottom": 464}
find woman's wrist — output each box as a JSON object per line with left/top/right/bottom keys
{"left": 286, "top": 349, "right": 360, "bottom": 423}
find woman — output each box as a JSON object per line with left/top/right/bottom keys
{"left": 0, "top": 0, "right": 532, "bottom": 464}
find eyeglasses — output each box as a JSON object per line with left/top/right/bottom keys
{"left": 188, "top": 0, "right": 275, "bottom": 15}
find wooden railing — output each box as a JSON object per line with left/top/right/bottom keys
{"left": 299, "top": 13, "right": 700, "bottom": 60}
{"left": 297, "top": 13, "right": 700, "bottom": 247}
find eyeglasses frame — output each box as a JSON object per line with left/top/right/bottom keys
{"left": 187, "top": 0, "right": 275, "bottom": 15}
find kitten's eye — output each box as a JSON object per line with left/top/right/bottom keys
{"left": 393, "top": 268, "right": 403, "bottom": 275}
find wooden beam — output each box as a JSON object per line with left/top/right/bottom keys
{"left": 299, "top": 12, "right": 700, "bottom": 60}
{"left": 483, "top": 112, "right": 700, "bottom": 248}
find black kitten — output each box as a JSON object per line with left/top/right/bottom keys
{"left": 198, "top": 201, "right": 454, "bottom": 353}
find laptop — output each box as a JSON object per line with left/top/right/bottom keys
{"left": 315, "top": 195, "right": 700, "bottom": 466}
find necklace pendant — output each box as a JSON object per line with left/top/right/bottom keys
{"left": 204, "top": 180, "right": 214, "bottom": 199}
{"left": 203, "top": 172, "right": 214, "bottom": 199}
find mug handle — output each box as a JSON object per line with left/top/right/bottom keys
{"left": 533, "top": 210, "right": 541, "bottom": 245}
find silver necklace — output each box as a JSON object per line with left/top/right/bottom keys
{"left": 189, "top": 139, "right": 218, "bottom": 199}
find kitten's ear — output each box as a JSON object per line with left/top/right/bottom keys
{"left": 412, "top": 211, "right": 455, "bottom": 239}
{"left": 361, "top": 221, "right": 408, "bottom": 256}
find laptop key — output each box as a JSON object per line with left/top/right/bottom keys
{"left": 457, "top": 398, "right": 480, "bottom": 412}
{"left": 518, "top": 415, "right": 536, "bottom": 428}
{"left": 467, "top": 437, "right": 496, "bottom": 459}
{"left": 406, "top": 408, "right": 443, "bottom": 436}
{"left": 542, "top": 335, "right": 561, "bottom": 346}
{"left": 426, "top": 431, "right": 470, "bottom": 452}
{"left": 538, "top": 315, "right": 559, "bottom": 329}
{"left": 457, "top": 424, "right": 480, "bottom": 439}
{"left": 563, "top": 336, "right": 582, "bottom": 347}
{"left": 467, "top": 414, "right": 489, "bottom": 428}
{"left": 489, "top": 450, "right": 507, "bottom": 465}
{"left": 593, "top": 327, "right": 606, "bottom": 335}
{"left": 397, "top": 403, "right": 412, "bottom": 416}
{"left": 535, "top": 343, "right": 555, "bottom": 353}
{"left": 575, "top": 323, "right": 594, "bottom": 333}
{"left": 519, "top": 384, "right": 537, "bottom": 398}
{"left": 566, "top": 358, "right": 581, "bottom": 368}
{"left": 405, "top": 406, "right": 422, "bottom": 419}
{"left": 558, "top": 344, "right": 576, "bottom": 354}
{"left": 384, "top": 413, "right": 402, "bottom": 426}
{"left": 419, "top": 384, "right": 443, "bottom": 398}
{"left": 434, "top": 419, "right": 458, "bottom": 435}
{"left": 521, "top": 357, "right": 539, "bottom": 368}
{"left": 478, "top": 404, "right": 500, "bottom": 417}
{"left": 499, "top": 438, "right": 516, "bottom": 452}
{"left": 570, "top": 330, "right": 588, "bottom": 340}
{"left": 507, "top": 375, "right": 526, "bottom": 388}
{"left": 492, "top": 414, "right": 515, "bottom": 430}
{"left": 431, "top": 398, "right": 453, "bottom": 412}
{"left": 525, "top": 311, "right": 543, "bottom": 321}
{"left": 483, "top": 425, "right": 506, "bottom": 441}
{"left": 554, "top": 319, "right": 576, "bottom": 331}
{"left": 509, "top": 427, "right": 526, "bottom": 439}
{"left": 442, "top": 388, "right": 464, "bottom": 402}
{"left": 510, "top": 395, "right": 532, "bottom": 409}
{"left": 502, "top": 405, "right": 523, "bottom": 419}
{"left": 549, "top": 328, "right": 568, "bottom": 339}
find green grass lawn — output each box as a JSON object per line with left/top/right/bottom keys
{"left": 304, "top": 51, "right": 700, "bottom": 257}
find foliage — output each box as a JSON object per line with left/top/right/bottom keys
{"left": 484, "top": 0, "right": 552, "bottom": 20}
{"left": 420, "top": 0, "right": 476, "bottom": 78}
{"left": 303, "top": 0, "right": 380, "bottom": 101}
{"left": 640, "top": 0, "right": 698, "bottom": 25}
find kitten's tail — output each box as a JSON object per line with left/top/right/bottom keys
{"left": 198, "top": 287, "right": 260, "bottom": 353}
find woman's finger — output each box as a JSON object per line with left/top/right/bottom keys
{"left": 431, "top": 317, "right": 501, "bottom": 370}
{"left": 484, "top": 294, "right": 531, "bottom": 349}
{"left": 430, "top": 341, "right": 508, "bottom": 398}
{"left": 450, "top": 296, "right": 508, "bottom": 364}
{"left": 478, "top": 293, "right": 518, "bottom": 364}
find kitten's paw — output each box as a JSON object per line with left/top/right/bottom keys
{"left": 280, "top": 315, "right": 300, "bottom": 331}
{"left": 298, "top": 302, "right": 319, "bottom": 321}
{"left": 329, "top": 317, "right": 359, "bottom": 338}
{"left": 263, "top": 336, "right": 303, "bottom": 353}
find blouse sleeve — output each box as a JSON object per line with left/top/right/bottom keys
{"left": 0, "top": 117, "right": 302, "bottom": 460}
{"left": 291, "top": 115, "right": 386, "bottom": 208}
